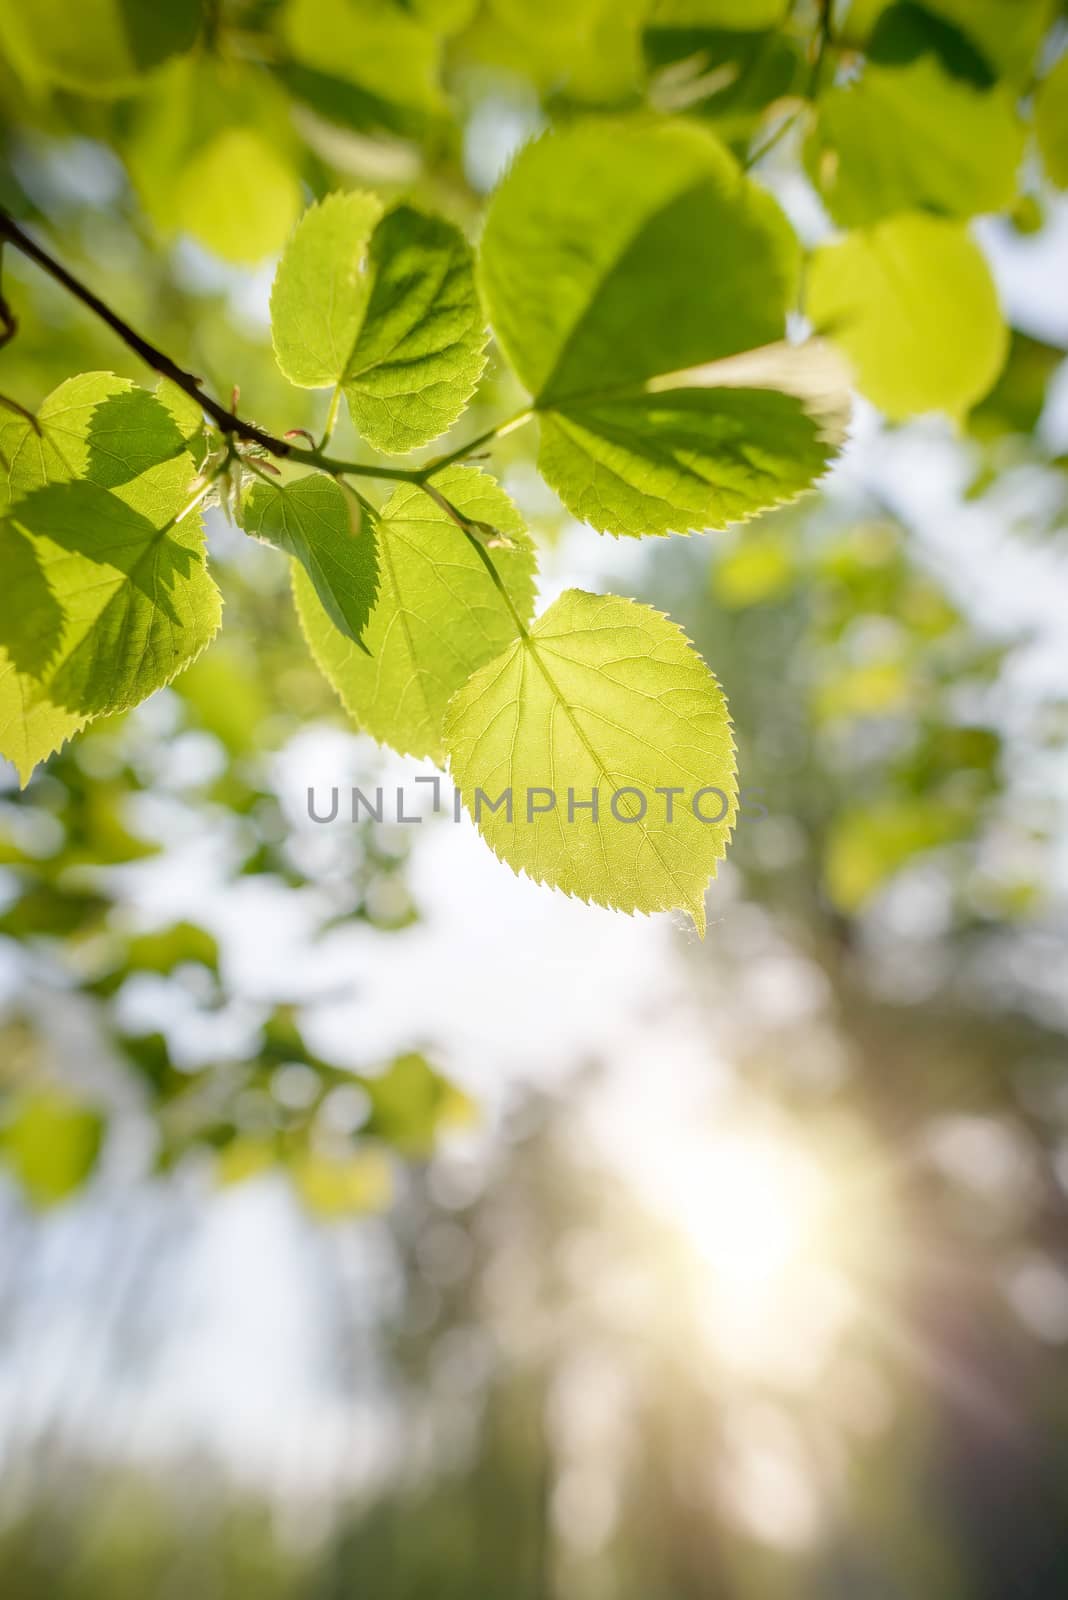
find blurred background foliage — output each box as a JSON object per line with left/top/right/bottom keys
{"left": 2, "top": 0, "right": 1068, "bottom": 1595}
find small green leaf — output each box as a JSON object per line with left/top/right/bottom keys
{"left": 272, "top": 194, "right": 486, "bottom": 451}
{"left": 270, "top": 190, "right": 385, "bottom": 388}
{"left": 1037, "top": 54, "right": 1068, "bottom": 190}
{"left": 243, "top": 474, "right": 378, "bottom": 648}
{"left": 294, "top": 467, "right": 536, "bottom": 760}
{"left": 809, "top": 57, "right": 1025, "bottom": 226}
{"left": 479, "top": 119, "right": 840, "bottom": 535}
{"left": 808, "top": 213, "right": 1006, "bottom": 420}
{"left": 342, "top": 206, "right": 488, "bottom": 454}
{"left": 444, "top": 588, "right": 737, "bottom": 933}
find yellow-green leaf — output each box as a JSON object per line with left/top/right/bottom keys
{"left": 444, "top": 589, "right": 737, "bottom": 933}
{"left": 807, "top": 213, "right": 1006, "bottom": 420}
{"left": 294, "top": 468, "right": 536, "bottom": 760}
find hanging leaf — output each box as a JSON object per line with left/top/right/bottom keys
{"left": 444, "top": 588, "right": 737, "bottom": 933}
{"left": 478, "top": 118, "right": 845, "bottom": 535}
{"left": 243, "top": 474, "right": 379, "bottom": 649}
{"left": 271, "top": 193, "right": 486, "bottom": 452}
{"left": 294, "top": 468, "right": 536, "bottom": 760}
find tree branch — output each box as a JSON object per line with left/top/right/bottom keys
{"left": 0, "top": 207, "right": 524, "bottom": 489}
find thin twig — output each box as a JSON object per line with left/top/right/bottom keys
{"left": 0, "top": 207, "right": 519, "bottom": 490}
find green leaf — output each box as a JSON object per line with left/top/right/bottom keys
{"left": 290, "top": 1147, "right": 395, "bottom": 1218}
{"left": 825, "top": 797, "right": 967, "bottom": 910}
{"left": 479, "top": 119, "right": 843, "bottom": 536}
{"left": 341, "top": 206, "right": 488, "bottom": 454}
{"left": 155, "top": 379, "right": 209, "bottom": 466}
{"left": 809, "top": 57, "right": 1025, "bottom": 227}
{"left": 272, "top": 194, "right": 486, "bottom": 452}
{"left": 0, "top": 0, "right": 201, "bottom": 95}
{"left": 808, "top": 213, "right": 1007, "bottom": 420}
{"left": 270, "top": 190, "right": 385, "bottom": 388}
{"left": 0, "top": 376, "right": 222, "bottom": 784}
{"left": 174, "top": 127, "right": 303, "bottom": 264}
{"left": 866, "top": 1, "right": 996, "bottom": 85}
{"left": 443, "top": 588, "right": 737, "bottom": 933}
{"left": 1037, "top": 54, "right": 1068, "bottom": 190}
{"left": 543, "top": 339, "right": 848, "bottom": 538}
{"left": 243, "top": 474, "right": 378, "bottom": 648}
{"left": 294, "top": 467, "right": 536, "bottom": 760}
{"left": 0, "top": 1090, "right": 104, "bottom": 1207}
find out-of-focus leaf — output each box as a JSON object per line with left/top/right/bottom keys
{"left": 363, "top": 1052, "right": 475, "bottom": 1156}
{"left": 0, "top": 0, "right": 201, "bottom": 94}
{"left": 281, "top": 0, "right": 446, "bottom": 117}
{"left": 967, "top": 330, "right": 1066, "bottom": 441}
{"left": 808, "top": 57, "right": 1024, "bottom": 226}
{"left": 866, "top": 1, "right": 996, "bottom": 84}
{"left": 645, "top": 25, "right": 804, "bottom": 143}
{"left": 173, "top": 128, "right": 303, "bottom": 265}
{"left": 808, "top": 213, "right": 1007, "bottom": 420}
{"left": 290, "top": 1146, "right": 394, "bottom": 1217}
{"left": 713, "top": 529, "right": 796, "bottom": 607}
{"left": 824, "top": 797, "right": 969, "bottom": 910}
{"left": 125, "top": 921, "right": 219, "bottom": 976}
{"left": 0, "top": 1090, "right": 104, "bottom": 1207}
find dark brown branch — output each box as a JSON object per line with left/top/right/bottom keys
{"left": 0, "top": 206, "right": 511, "bottom": 488}
{"left": 0, "top": 207, "right": 289, "bottom": 458}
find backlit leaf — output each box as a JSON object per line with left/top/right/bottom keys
{"left": 272, "top": 194, "right": 486, "bottom": 451}
{"left": 444, "top": 589, "right": 737, "bottom": 933}
{"left": 0, "top": 376, "right": 221, "bottom": 784}
{"left": 294, "top": 468, "right": 536, "bottom": 760}
{"left": 243, "top": 474, "right": 379, "bottom": 648}
{"left": 478, "top": 119, "right": 843, "bottom": 535}
{"left": 281, "top": 0, "right": 446, "bottom": 117}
